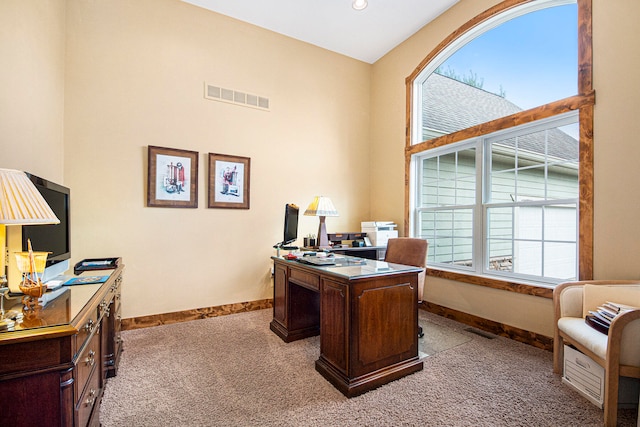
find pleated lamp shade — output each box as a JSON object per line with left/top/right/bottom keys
{"left": 304, "top": 196, "right": 338, "bottom": 249}
{"left": 303, "top": 196, "right": 339, "bottom": 217}
{"left": 0, "top": 169, "right": 59, "bottom": 225}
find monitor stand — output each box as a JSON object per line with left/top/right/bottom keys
{"left": 42, "top": 259, "right": 70, "bottom": 283}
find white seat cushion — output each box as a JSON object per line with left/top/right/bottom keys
{"left": 558, "top": 317, "right": 608, "bottom": 361}
{"left": 559, "top": 316, "right": 640, "bottom": 366}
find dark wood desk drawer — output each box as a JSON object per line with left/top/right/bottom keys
{"left": 76, "top": 310, "right": 99, "bottom": 356}
{"left": 289, "top": 268, "right": 320, "bottom": 291}
{"left": 76, "top": 364, "right": 100, "bottom": 427}
{"left": 76, "top": 331, "right": 100, "bottom": 404}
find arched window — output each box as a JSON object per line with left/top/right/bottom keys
{"left": 406, "top": 0, "right": 593, "bottom": 291}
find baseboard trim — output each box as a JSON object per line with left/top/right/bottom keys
{"left": 420, "top": 301, "right": 553, "bottom": 352}
{"left": 121, "top": 298, "right": 273, "bottom": 331}
{"left": 122, "top": 298, "right": 553, "bottom": 352}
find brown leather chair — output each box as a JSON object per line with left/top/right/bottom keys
{"left": 384, "top": 237, "right": 428, "bottom": 337}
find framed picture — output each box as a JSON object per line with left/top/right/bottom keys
{"left": 147, "top": 145, "right": 198, "bottom": 208}
{"left": 208, "top": 153, "right": 251, "bottom": 209}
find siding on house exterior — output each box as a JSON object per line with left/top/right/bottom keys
{"left": 418, "top": 74, "right": 578, "bottom": 280}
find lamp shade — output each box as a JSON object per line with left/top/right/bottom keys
{"left": 304, "top": 196, "right": 339, "bottom": 217}
{"left": 0, "top": 169, "right": 59, "bottom": 225}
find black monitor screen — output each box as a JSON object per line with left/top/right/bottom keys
{"left": 283, "top": 203, "right": 299, "bottom": 246}
{"left": 21, "top": 174, "right": 71, "bottom": 267}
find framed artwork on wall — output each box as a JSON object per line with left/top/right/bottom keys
{"left": 208, "top": 153, "right": 251, "bottom": 209}
{"left": 147, "top": 145, "right": 198, "bottom": 208}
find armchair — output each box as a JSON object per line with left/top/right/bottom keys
{"left": 553, "top": 280, "right": 640, "bottom": 427}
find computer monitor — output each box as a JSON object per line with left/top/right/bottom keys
{"left": 282, "top": 203, "right": 299, "bottom": 246}
{"left": 21, "top": 173, "right": 71, "bottom": 268}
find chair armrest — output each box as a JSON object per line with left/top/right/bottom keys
{"left": 608, "top": 309, "right": 640, "bottom": 368}
{"left": 553, "top": 282, "right": 584, "bottom": 320}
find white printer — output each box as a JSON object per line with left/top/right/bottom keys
{"left": 361, "top": 221, "right": 398, "bottom": 246}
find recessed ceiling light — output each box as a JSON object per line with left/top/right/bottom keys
{"left": 352, "top": 0, "right": 368, "bottom": 11}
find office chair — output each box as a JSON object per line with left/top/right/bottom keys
{"left": 384, "top": 238, "right": 428, "bottom": 338}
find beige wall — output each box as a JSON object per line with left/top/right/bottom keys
{"left": 0, "top": 0, "right": 65, "bottom": 182}
{"left": 370, "top": 0, "right": 640, "bottom": 337}
{"left": 3, "top": 0, "right": 639, "bottom": 338}
{"left": 62, "top": 0, "right": 371, "bottom": 318}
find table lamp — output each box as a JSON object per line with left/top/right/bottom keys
{"left": 0, "top": 169, "right": 59, "bottom": 327}
{"left": 304, "top": 196, "right": 338, "bottom": 249}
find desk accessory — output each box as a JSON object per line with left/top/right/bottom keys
{"left": 304, "top": 196, "right": 339, "bottom": 249}
{"left": 14, "top": 240, "right": 49, "bottom": 310}
{"left": 74, "top": 257, "right": 121, "bottom": 275}
{"left": 64, "top": 275, "right": 110, "bottom": 286}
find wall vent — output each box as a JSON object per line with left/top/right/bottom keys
{"left": 204, "top": 82, "right": 270, "bottom": 111}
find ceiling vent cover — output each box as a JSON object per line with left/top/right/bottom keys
{"left": 204, "top": 82, "right": 270, "bottom": 111}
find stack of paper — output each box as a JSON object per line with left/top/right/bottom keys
{"left": 585, "top": 301, "right": 639, "bottom": 335}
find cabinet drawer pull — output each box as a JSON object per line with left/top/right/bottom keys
{"left": 85, "top": 389, "right": 97, "bottom": 407}
{"left": 100, "top": 300, "right": 111, "bottom": 317}
{"left": 84, "top": 350, "right": 96, "bottom": 367}
{"left": 83, "top": 319, "right": 95, "bottom": 333}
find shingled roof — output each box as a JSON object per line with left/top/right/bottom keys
{"left": 422, "top": 73, "right": 578, "bottom": 162}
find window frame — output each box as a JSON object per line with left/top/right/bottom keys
{"left": 405, "top": 0, "right": 593, "bottom": 297}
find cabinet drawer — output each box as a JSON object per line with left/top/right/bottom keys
{"left": 76, "top": 310, "right": 99, "bottom": 354}
{"left": 76, "top": 365, "right": 101, "bottom": 427}
{"left": 76, "top": 331, "right": 100, "bottom": 404}
{"left": 289, "top": 268, "right": 320, "bottom": 291}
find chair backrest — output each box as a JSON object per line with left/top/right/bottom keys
{"left": 384, "top": 238, "right": 428, "bottom": 268}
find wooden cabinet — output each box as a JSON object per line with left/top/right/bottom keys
{"left": 0, "top": 264, "right": 124, "bottom": 427}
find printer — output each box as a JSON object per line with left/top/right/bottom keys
{"left": 361, "top": 221, "right": 398, "bottom": 246}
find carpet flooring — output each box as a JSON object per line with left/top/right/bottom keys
{"left": 100, "top": 309, "right": 638, "bottom": 426}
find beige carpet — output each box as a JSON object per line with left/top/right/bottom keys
{"left": 100, "top": 309, "right": 638, "bottom": 426}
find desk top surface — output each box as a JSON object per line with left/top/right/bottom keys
{"left": 0, "top": 268, "right": 121, "bottom": 336}
{"left": 274, "top": 255, "right": 422, "bottom": 280}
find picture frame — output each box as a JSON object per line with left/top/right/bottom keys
{"left": 147, "top": 145, "right": 198, "bottom": 208}
{"left": 208, "top": 153, "right": 251, "bottom": 209}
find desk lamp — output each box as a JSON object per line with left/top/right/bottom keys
{"left": 0, "top": 168, "right": 59, "bottom": 329}
{"left": 304, "top": 196, "right": 338, "bottom": 250}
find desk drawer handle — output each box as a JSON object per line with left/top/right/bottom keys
{"left": 100, "top": 301, "right": 111, "bottom": 317}
{"left": 85, "top": 389, "right": 97, "bottom": 407}
{"left": 83, "top": 319, "right": 95, "bottom": 334}
{"left": 84, "top": 350, "right": 96, "bottom": 367}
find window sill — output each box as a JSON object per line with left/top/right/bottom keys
{"left": 426, "top": 268, "right": 554, "bottom": 299}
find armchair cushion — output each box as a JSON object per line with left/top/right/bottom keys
{"left": 558, "top": 317, "right": 608, "bottom": 360}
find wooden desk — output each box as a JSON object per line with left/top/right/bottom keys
{"left": 270, "top": 255, "right": 423, "bottom": 397}
{"left": 0, "top": 265, "right": 124, "bottom": 427}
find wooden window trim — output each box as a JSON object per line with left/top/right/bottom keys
{"left": 405, "top": 0, "right": 593, "bottom": 295}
